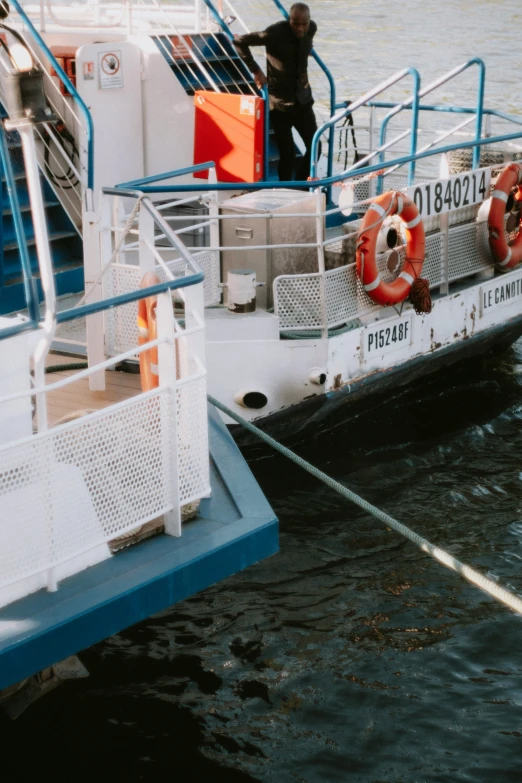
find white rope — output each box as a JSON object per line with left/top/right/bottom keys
{"left": 209, "top": 394, "right": 522, "bottom": 618}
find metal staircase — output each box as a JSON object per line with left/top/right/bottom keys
{"left": 0, "top": 128, "right": 83, "bottom": 313}
{"left": 0, "top": 0, "right": 91, "bottom": 315}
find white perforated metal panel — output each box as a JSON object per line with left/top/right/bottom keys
{"left": 0, "top": 378, "right": 209, "bottom": 591}
{"left": 448, "top": 222, "right": 493, "bottom": 282}
{"left": 105, "top": 250, "right": 220, "bottom": 357}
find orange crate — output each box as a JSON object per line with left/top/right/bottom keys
{"left": 193, "top": 91, "right": 264, "bottom": 183}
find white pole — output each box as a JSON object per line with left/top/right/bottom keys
{"left": 315, "top": 187, "right": 328, "bottom": 339}
{"left": 156, "top": 290, "right": 182, "bottom": 536}
{"left": 84, "top": 188, "right": 106, "bottom": 390}
{"left": 17, "top": 123, "right": 55, "bottom": 433}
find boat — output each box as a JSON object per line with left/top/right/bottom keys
{"left": 1, "top": 0, "right": 522, "bottom": 447}
{"left": 0, "top": 39, "right": 278, "bottom": 712}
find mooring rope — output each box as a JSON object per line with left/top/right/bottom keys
{"left": 208, "top": 394, "right": 522, "bottom": 618}
{"left": 40, "top": 358, "right": 522, "bottom": 616}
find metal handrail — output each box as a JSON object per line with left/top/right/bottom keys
{"left": 9, "top": 0, "right": 94, "bottom": 189}
{"left": 0, "top": 188, "right": 205, "bottom": 343}
{"left": 0, "top": 126, "right": 39, "bottom": 323}
{"left": 200, "top": 0, "right": 264, "bottom": 91}
{"left": 116, "top": 128, "right": 522, "bottom": 194}
{"left": 377, "top": 58, "right": 486, "bottom": 189}
{"left": 310, "top": 67, "right": 421, "bottom": 180}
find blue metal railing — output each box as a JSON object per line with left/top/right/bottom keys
{"left": 376, "top": 58, "right": 486, "bottom": 190}
{"left": 310, "top": 68, "right": 421, "bottom": 180}
{"left": 9, "top": 0, "right": 94, "bottom": 190}
{"left": 0, "top": 267, "right": 204, "bottom": 343}
{"left": 0, "top": 126, "right": 39, "bottom": 322}
{"left": 116, "top": 126, "right": 522, "bottom": 196}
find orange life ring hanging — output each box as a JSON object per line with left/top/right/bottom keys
{"left": 137, "top": 271, "right": 161, "bottom": 392}
{"left": 356, "top": 191, "right": 425, "bottom": 306}
{"left": 488, "top": 162, "right": 522, "bottom": 270}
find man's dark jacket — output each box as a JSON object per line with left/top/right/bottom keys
{"left": 233, "top": 19, "right": 317, "bottom": 111}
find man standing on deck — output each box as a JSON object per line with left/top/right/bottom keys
{"left": 233, "top": 3, "right": 318, "bottom": 182}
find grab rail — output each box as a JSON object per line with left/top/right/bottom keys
{"left": 310, "top": 67, "right": 421, "bottom": 180}
{"left": 9, "top": 0, "right": 95, "bottom": 190}
{"left": 117, "top": 128, "right": 522, "bottom": 194}
{"left": 0, "top": 126, "right": 39, "bottom": 323}
{"left": 377, "top": 58, "right": 486, "bottom": 188}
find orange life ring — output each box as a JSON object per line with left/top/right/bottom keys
{"left": 488, "top": 162, "right": 522, "bottom": 270}
{"left": 356, "top": 191, "right": 425, "bottom": 306}
{"left": 137, "top": 271, "right": 160, "bottom": 392}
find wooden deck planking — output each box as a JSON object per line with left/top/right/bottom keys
{"left": 45, "top": 354, "right": 142, "bottom": 427}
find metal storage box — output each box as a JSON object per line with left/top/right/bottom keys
{"left": 219, "top": 189, "right": 322, "bottom": 309}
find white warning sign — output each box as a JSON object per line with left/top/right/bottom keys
{"left": 239, "top": 96, "right": 255, "bottom": 116}
{"left": 98, "top": 51, "right": 123, "bottom": 90}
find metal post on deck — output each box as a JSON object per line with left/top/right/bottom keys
{"left": 139, "top": 200, "right": 156, "bottom": 276}
{"left": 207, "top": 168, "right": 221, "bottom": 276}
{"left": 315, "top": 187, "right": 328, "bottom": 340}
{"left": 86, "top": 190, "right": 107, "bottom": 391}
{"left": 440, "top": 211, "right": 449, "bottom": 296}
{"left": 156, "top": 290, "right": 182, "bottom": 537}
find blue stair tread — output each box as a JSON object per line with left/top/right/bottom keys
{"left": 3, "top": 228, "right": 78, "bottom": 252}
{"left": 3, "top": 199, "right": 60, "bottom": 216}
{"left": 2, "top": 171, "right": 26, "bottom": 183}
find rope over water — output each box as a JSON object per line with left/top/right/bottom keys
{"left": 208, "top": 394, "right": 522, "bottom": 618}
{"left": 40, "top": 364, "right": 522, "bottom": 617}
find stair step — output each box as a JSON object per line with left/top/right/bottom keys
{"left": 170, "top": 64, "right": 254, "bottom": 93}
{"left": 3, "top": 198, "right": 60, "bottom": 216}
{"left": 3, "top": 229, "right": 78, "bottom": 252}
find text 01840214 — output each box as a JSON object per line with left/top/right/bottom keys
{"left": 406, "top": 168, "right": 491, "bottom": 218}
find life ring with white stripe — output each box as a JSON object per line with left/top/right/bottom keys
{"left": 356, "top": 191, "right": 426, "bottom": 306}
{"left": 488, "top": 162, "right": 522, "bottom": 270}
{"left": 137, "top": 271, "right": 160, "bottom": 392}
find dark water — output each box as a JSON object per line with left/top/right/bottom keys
{"left": 6, "top": 342, "right": 522, "bottom": 781}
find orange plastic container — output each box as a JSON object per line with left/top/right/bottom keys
{"left": 193, "top": 91, "right": 264, "bottom": 183}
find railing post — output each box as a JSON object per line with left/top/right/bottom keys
{"left": 208, "top": 168, "right": 220, "bottom": 277}
{"left": 472, "top": 59, "right": 486, "bottom": 169}
{"left": 315, "top": 187, "right": 328, "bottom": 339}
{"left": 139, "top": 201, "right": 156, "bottom": 276}
{"left": 184, "top": 274, "right": 206, "bottom": 374}
{"left": 194, "top": 0, "right": 202, "bottom": 33}
{"left": 86, "top": 189, "right": 106, "bottom": 391}
{"left": 440, "top": 212, "right": 449, "bottom": 296}
{"left": 157, "top": 290, "right": 182, "bottom": 536}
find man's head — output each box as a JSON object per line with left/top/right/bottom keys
{"left": 289, "top": 3, "right": 310, "bottom": 38}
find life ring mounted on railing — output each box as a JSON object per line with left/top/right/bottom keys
{"left": 488, "top": 162, "right": 522, "bottom": 270}
{"left": 356, "top": 191, "right": 426, "bottom": 308}
{"left": 137, "top": 272, "right": 161, "bottom": 392}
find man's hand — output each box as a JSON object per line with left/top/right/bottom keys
{"left": 253, "top": 68, "right": 268, "bottom": 89}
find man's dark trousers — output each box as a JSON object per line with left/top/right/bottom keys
{"left": 270, "top": 103, "right": 317, "bottom": 182}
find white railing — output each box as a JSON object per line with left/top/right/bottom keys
{"left": 0, "top": 232, "right": 210, "bottom": 606}
{"left": 97, "top": 176, "right": 500, "bottom": 343}
{"left": 90, "top": 191, "right": 220, "bottom": 358}
{"left": 3, "top": 3, "right": 91, "bottom": 227}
